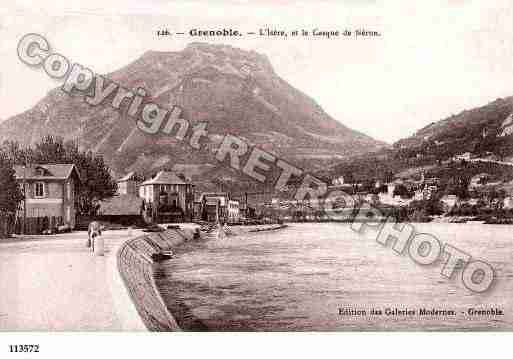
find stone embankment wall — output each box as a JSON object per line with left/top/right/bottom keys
{"left": 117, "top": 229, "right": 190, "bottom": 331}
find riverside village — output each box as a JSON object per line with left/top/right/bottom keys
{"left": 1, "top": 135, "right": 513, "bottom": 239}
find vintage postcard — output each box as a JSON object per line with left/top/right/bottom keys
{"left": 0, "top": 0, "right": 512, "bottom": 338}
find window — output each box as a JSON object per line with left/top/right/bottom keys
{"left": 35, "top": 182, "right": 45, "bottom": 198}
{"left": 67, "top": 182, "right": 72, "bottom": 200}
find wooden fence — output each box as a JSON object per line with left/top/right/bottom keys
{"left": 13, "top": 216, "right": 64, "bottom": 235}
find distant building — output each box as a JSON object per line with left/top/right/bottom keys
{"left": 332, "top": 176, "right": 345, "bottom": 186}
{"left": 499, "top": 113, "right": 513, "bottom": 137}
{"left": 238, "top": 201, "right": 257, "bottom": 220}
{"left": 424, "top": 177, "right": 440, "bottom": 186}
{"left": 387, "top": 183, "right": 397, "bottom": 197}
{"left": 414, "top": 189, "right": 425, "bottom": 201}
{"left": 440, "top": 195, "right": 460, "bottom": 211}
{"left": 378, "top": 192, "right": 413, "bottom": 207}
{"left": 199, "top": 192, "right": 229, "bottom": 222}
{"left": 227, "top": 200, "right": 240, "bottom": 224}
{"left": 98, "top": 193, "right": 144, "bottom": 226}
{"left": 96, "top": 172, "right": 145, "bottom": 226}
{"left": 378, "top": 184, "right": 413, "bottom": 206}
{"left": 117, "top": 172, "right": 143, "bottom": 195}
{"left": 422, "top": 185, "right": 438, "bottom": 200}
{"left": 478, "top": 151, "right": 499, "bottom": 161}
{"left": 467, "top": 198, "right": 479, "bottom": 206}
{"left": 504, "top": 196, "right": 513, "bottom": 209}
{"left": 469, "top": 173, "right": 490, "bottom": 189}
{"left": 14, "top": 164, "right": 81, "bottom": 230}
{"left": 138, "top": 171, "right": 194, "bottom": 222}
{"left": 454, "top": 152, "right": 472, "bottom": 161}
{"left": 362, "top": 193, "right": 375, "bottom": 203}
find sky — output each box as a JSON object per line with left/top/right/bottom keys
{"left": 2, "top": 0, "right": 513, "bottom": 143}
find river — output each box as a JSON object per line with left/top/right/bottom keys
{"left": 155, "top": 223, "right": 513, "bottom": 331}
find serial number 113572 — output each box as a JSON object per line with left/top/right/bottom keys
{"left": 9, "top": 345, "right": 40, "bottom": 353}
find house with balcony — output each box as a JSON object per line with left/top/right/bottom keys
{"left": 138, "top": 170, "right": 194, "bottom": 222}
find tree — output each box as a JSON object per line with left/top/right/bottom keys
{"left": 19, "top": 136, "right": 117, "bottom": 216}
{"left": 361, "top": 178, "right": 376, "bottom": 192}
{"left": 408, "top": 198, "right": 444, "bottom": 216}
{"left": 1, "top": 140, "right": 31, "bottom": 165}
{"left": 344, "top": 172, "right": 355, "bottom": 184}
{"left": 444, "top": 176, "right": 470, "bottom": 199}
{"left": 72, "top": 149, "right": 117, "bottom": 216}
{"left": 0, "top": 151, "right": 23, "bottom": 215}
{"left": 383, "top": 170, "right": 394, "bottom": 183}
{"left": 31, "top": 135, "right": 68, "bottom": 163}
{"left": 393, "top": 184, "right": 413, "bottom": 198}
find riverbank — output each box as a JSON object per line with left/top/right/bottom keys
{"left": 0, "top": 222, "right": 286, "bottom": 331}
{"left": 0, "top": 230, "right": 146, "bottom": 331}
{"left": 116, "top": 227, "right": 199, "bottom": 331}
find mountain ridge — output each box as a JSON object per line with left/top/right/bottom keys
{"left": 0, "top": 42, "right": 386, "bottom": 190}
{"left": 319, "top": 95, "right": 513, "bottom": 186}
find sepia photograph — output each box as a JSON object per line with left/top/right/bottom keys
{"left": 0, "top": 2, "right": 513, "bottom": 349}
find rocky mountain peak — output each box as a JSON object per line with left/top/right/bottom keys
{"left": 0, "top": 43, "right": 385, "bottom": 189}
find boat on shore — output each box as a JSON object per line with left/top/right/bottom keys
{"left": 151, "top": 250, "right": 174, "bottom": 262}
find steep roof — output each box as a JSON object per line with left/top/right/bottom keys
{"left": 140, "top": 171, "right": 191, "bottom": 186}
{"left": 118, "top": 172, "right": 135, "bottom": 182}
{"left": 13, "top": 164, "right": 80, "bottom": 182}
{"left": 118, "top": 171, "right": 143, "bottom": 182}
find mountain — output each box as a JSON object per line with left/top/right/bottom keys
{"left": 320, "top": 96, "right": 513, "bottom": 186}
{"left": 0, "top": 42, "right": 385, "bottom": 191}
{"left": 394, "top": 96, "right": 513, "bottom": 160}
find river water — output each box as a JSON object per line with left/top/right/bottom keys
{"left": 155, "top": 223, "right": 513, "bottom": 331}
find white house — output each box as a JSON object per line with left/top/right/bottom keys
{"left": 504, "top": 196, "right": 513, "bottom": 209}
{"left": 454, "top": 152, "right": 472, "bottom": 161}
{"left": 440, "top": 195, "right": 460, "bottom": 211}
{"left": 227, "top": 200, "right": 240, "bottom": 223}
{"left": 138, "top": 171, "right": 194, "bottom": 218}
{"left": 332, "top": 176, "right": 345, "bottom": 186}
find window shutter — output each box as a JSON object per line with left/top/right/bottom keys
{"left": 45, "top": 182, "right": 50, "bottom": 198}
